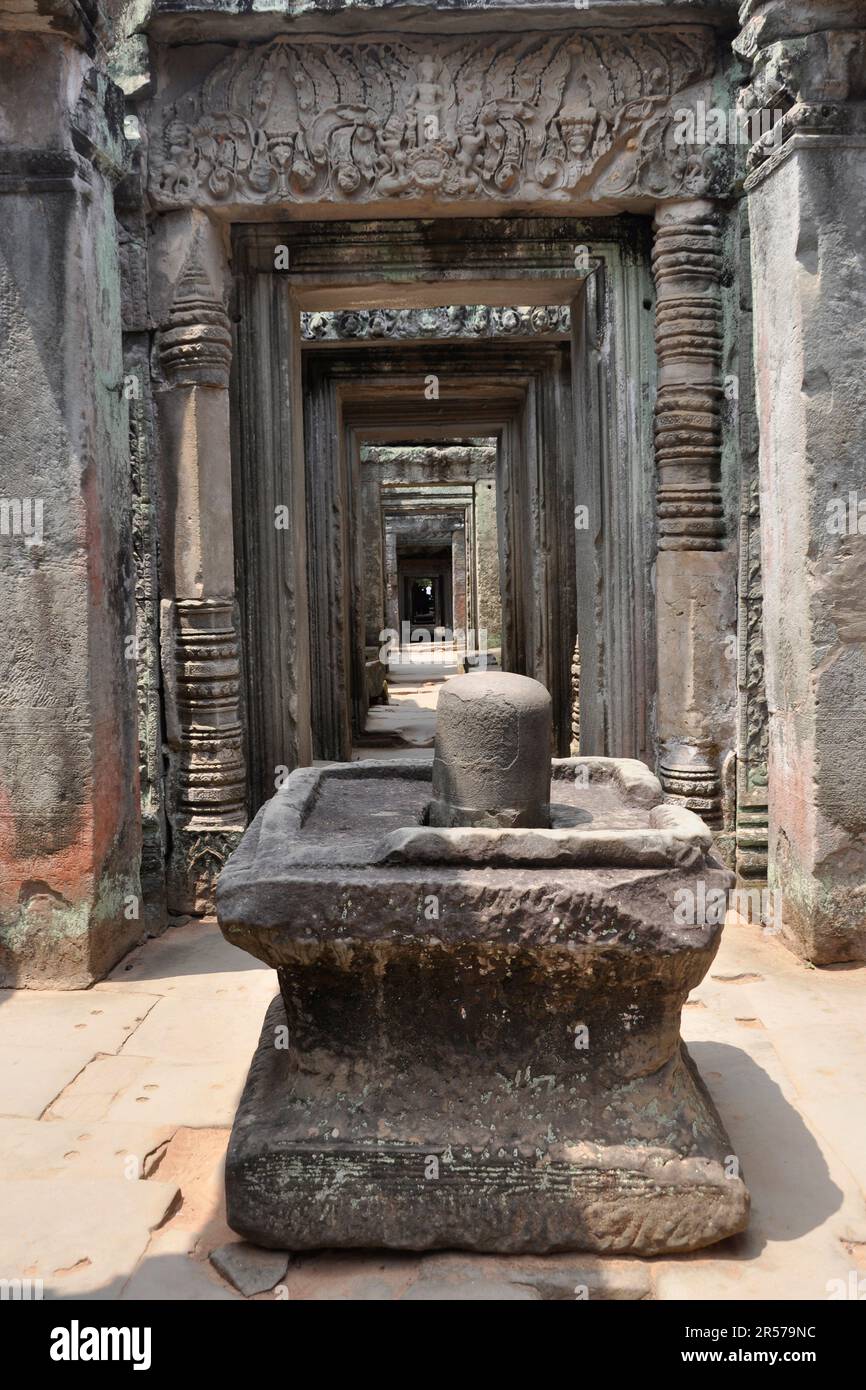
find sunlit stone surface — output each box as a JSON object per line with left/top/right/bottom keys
{"left": 218, "top": 676, "right": 749, "bottom": 1254}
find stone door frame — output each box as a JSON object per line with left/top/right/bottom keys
{"left": 303, "top": 341, "right": 573, "bottom": 765}
{"left": 231, "top": 216, "right": 655, "bottom": 802}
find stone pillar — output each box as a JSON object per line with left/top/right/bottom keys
{"left": 451, "top": 523, "right": 468, "bottom": 639}
{"left": 474, "top": 475, "right": 501, "bottom": 649}
{"left": 733, "top": 205, "right": 769, "bottom": 887}
{"left": 0, "top": 27, "right": 142, "bottom": 985}
{"left": 652, "top": 200, "right": 737, "bottom": 829}
{"left": 152, "top": 215, "right": 247, "bottom": 914}
{"left": 736, "top": 0, "right": 866, "bottom": 962}
{"left": 384, "top": 525, "right": 399, "bottom": 640}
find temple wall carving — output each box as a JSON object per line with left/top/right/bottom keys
{"left": 148, "top": 28, "right": 730, "bottom": 215}
{"left": 153, "top": 219, "right": 249, "bottom": 913}
{"left": 302, "top": 304, "right": 571, "bottom": 341}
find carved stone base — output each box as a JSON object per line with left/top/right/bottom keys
{"left": 227, "top": 995, "right": 749, "bottom": 1256}
{"left": 735, "top": 805, "right": 769, "bottom": 885}
{"left": 168, "top": 825, "right": 244, "bottom": 916}
{"left": 659, "top": 754, "right": 723, "bottom": 826}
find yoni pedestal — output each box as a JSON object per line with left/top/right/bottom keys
{"left": 217, "top": 675, "right": 748, "bottom": 1254}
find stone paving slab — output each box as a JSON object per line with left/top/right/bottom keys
{"left": 0, "top": 989, "right": 162, "bottom": 1119}
{"left": 45, "top": 1053, "right": 247, "bottom": 1129}
{"left": 0, "top": 1178, "right": 180, "bottom": 1299}
{"left": 266, "top": 1249, "right": 651, "bottom": 1301}
{"left": 0, "top": 1117, "right": 174, "bottom": 1180}
{"left": 121, "top": 1226, "right": 239, "bottom": 1301}
{"left": 0, "top": 989, "right": 159, "bottom": 1052}
{"left": 0, "top": 916, "right": 864, "bottom": 1300}
{"left": 0, "top": 1045, "right": 102, "bottom": 1120}
{"left": 94, "top": 920, "right": 273, "bottom": 1000}
{"left": 116, "top": 994, "right": 268, "bottom": 1065}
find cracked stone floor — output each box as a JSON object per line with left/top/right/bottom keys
{"left": 1, "top": 913, "right": 865, "bottom": 1300}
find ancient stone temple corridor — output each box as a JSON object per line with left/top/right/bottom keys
{"left": 3, "top": 0, "right": 866, "bottom": 1336}
{"left": 355, "top": 655, "right": 451, "bottom": 760}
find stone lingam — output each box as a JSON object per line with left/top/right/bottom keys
{"left": 217, "top": 672, "right": 749, "bottom": 1256}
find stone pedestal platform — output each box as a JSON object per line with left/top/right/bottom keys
{"left": 218, "top": 757, "right": 748, "bottom": 1255}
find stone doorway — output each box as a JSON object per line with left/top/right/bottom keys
{"left": 356, "top": 437, "right": 504, "bottom": 758}
{"left": 232, "top": 216, "right": 655, "bottom": 812}
{"left": 402, "top": 567, "right": 449, "bottom": 633}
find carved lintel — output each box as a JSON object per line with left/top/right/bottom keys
{"left": 148, "top": 30, "right": 722, "bottom": 212}
{"left": 652, "top": 201, "right": 725, "bottom": 553}
{"left": 302, "top": 304, "right": 572, "bottom": 341}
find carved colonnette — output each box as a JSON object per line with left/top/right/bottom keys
{"left": 154, "top": 222, "right": 248, "bottom": 912}
{"left": 651, "top": 199, "right": 735, "bottom": 825}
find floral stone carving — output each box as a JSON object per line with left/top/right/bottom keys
{"left": 149, "top": 30, "right": 721, "bottom": 210}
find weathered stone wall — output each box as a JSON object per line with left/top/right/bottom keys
{"left": 749, "top": 145, "right": 866, "bottom": 962}
{"left": 739, "top": 0, "right": 866, "bottom": 961}
{"left": 0, "top": 29, "right": 142, "bottom": 986}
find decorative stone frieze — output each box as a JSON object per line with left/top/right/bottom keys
{"left": 302, "top": 304, "right": 571, "bottom": 340}
{"left": 149, "top": 29, "right": 721, "bottom": 212}
{"left": 734, "top": 211, "right": 769, "bottom": 885}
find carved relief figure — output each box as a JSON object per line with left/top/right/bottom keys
{"left": 149, "top": 31, "right": 718, "bottom": 209}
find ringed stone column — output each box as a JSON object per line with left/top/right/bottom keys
{"left": 736, "top": 0, "right": 866, "bottom": 962}
{"left": 153, "top": 216, "right": 247, "bottom": 914}
{"left": 652, "top": 199, "right": 736, "bottom": 831}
